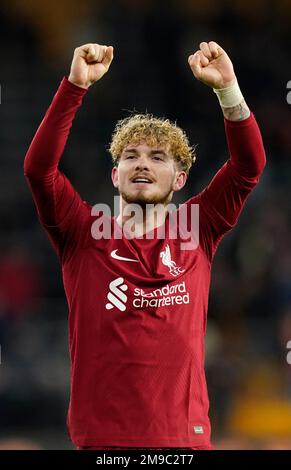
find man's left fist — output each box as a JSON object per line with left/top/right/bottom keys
{"left": 188, "top": 41, "right": 236, "bottom": 89}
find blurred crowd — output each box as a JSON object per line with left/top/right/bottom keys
{"left": 0, "top": 0, "right": 291, "bottom": 449}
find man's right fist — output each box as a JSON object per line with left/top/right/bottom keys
{"left": 68, "top": 43, "right": 114, "bottom": 89}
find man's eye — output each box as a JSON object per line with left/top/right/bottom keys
{"left": 126, "top": 155, "right": 136, "bottom": 159}
{"left": 153, "top": 156, "right": 163, "bottom": 161}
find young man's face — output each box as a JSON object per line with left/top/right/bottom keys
{"left": 111, "top": 142, "right": 187, "bottom": 206}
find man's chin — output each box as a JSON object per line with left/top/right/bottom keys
{"left": 120, "top": 190, "right": 172, "bottom": 207}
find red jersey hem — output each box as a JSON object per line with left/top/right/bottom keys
{"left": 70, "top": 436, "right": 211, "bottom": 448}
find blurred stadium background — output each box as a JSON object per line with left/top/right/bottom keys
{"left": 0, "top": 0, "right": 291, "bottom": 450}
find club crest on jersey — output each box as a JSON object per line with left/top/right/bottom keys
{"left": 160, "top": 244, "right": 185, "bottom": 277}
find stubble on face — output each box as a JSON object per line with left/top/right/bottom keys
{"left": 119, "top": 185, "right": 174, "bottom": 208}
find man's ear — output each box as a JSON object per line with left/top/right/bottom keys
{"left": 173, "top": 171, "right": 187, "bottom": 192}
{"left": 111, "top": 166, "right": 119, "bottom": 188}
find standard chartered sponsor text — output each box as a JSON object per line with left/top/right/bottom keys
{"left": 133, "top": 281, "right": 189, "bottom": 308}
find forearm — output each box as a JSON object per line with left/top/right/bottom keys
{"left": 213, "top": 79, "right": 251, "bottom": 121}
{"left": 24, "top": 77, "right": 87, "bottom": 178}
{"left": 221, "top": 99, "right": 250, "bottom": 121}
{"left": 224, "top": 113, "right": 266, "bottom": 178}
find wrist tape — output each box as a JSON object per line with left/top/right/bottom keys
{"left": 213, "top": 80, "right": 244, "bottom": 107}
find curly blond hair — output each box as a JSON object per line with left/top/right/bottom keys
{"left": 108, "top": 113, "right": 197, "bottom": 174}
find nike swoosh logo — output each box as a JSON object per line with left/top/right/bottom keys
{"left": 110, "top": 249, "right": 139, "bottom": 263}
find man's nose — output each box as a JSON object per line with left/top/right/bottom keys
{"left": 135, "top": 155, "right": 150, "bottom": 170}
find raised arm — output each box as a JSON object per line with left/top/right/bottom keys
{"left": 187, "top": 41, "right": 266, "bottom": 261}
{"left": 24, "top": 43, "right": 114, "bottom": 257}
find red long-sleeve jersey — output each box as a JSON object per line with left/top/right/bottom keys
{"left": 24, "top": 77, "right": 266, "bottom": 448}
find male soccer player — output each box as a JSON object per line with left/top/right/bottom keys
{"left": 24, "top": 41, "right": 266, "bottom": 450}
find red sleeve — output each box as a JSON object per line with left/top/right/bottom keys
{"left": 187, "top": 112, "right": 266, "bottom": 263}
{"left": 24, "top": 77, "right": 91, "bottom": 260}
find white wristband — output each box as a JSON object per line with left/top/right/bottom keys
{"left": 213, "top": 80, "right": 244, "bottom": 108}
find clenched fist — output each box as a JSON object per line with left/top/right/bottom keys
{"left": 68, "top": 43, "right": 114, "bottom": 89}
{"left": 188, "top": 41, "right": 236, "bottom": 89}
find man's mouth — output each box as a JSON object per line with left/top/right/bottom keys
{"left": 131, "top": 176, "right": 153, "bottom": 184}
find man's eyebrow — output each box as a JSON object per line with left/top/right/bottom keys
{"left": 123, "top": 148, "right": 167, "bottom": 155}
